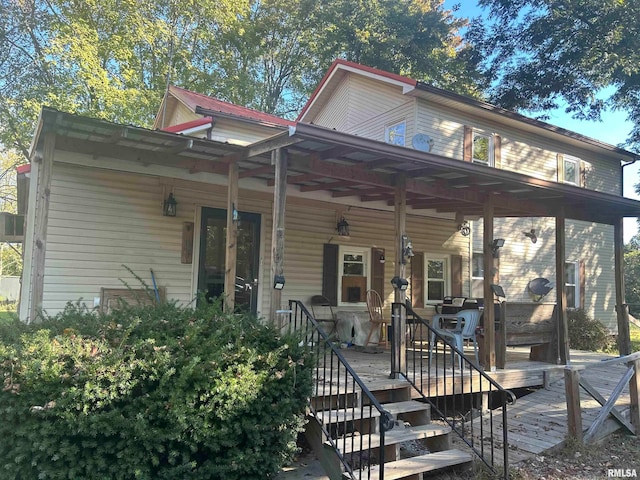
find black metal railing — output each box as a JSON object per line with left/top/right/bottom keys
{"left": 394, "top": 302, "right": 516, "bottom": 479}
{"left": 288, "top": 300, "right": 395, "bottom": 480}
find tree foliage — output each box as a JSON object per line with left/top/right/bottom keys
{"left": 625, "top": 233, "right": 640, "bottom": 316}
{"left": 0, "top": 0, "right": 483, "bottom": 159}
{"left": 468, "top": 0, "right": 640, "bottom": 150}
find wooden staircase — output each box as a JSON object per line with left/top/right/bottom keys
{"left": 306, "top": 377, "right": 473, "bottom": 480}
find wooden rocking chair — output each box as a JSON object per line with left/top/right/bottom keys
{"left": 365, "top": 289, "right": 387, "bottom": 348}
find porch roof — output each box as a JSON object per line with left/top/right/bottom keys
{"left": 34, "top": 107, "right": 640, "bottom": 225}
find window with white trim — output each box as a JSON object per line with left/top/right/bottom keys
{"left": 564, "top": 261, "right": 579, "bottom": 309}
{"left": 425, "top": 255, "right": 450, "bottom": 304}
{"left": 338, "top": 246, "right": 370, "bottom": 305}
{"left": 563, "top": 155, "right": 579, "bottom": 185}
{"left": 385, "top": 121, "right": 406, "bottom": 146}
{"left": 472, "top": 131, "right": 494, "bottom": 166}
{"left": 472, "top": 252, "right": 484, "bottom": 279}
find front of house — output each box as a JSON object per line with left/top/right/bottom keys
{"left": 17, "top": 60, "right": 640, "bottom": 368}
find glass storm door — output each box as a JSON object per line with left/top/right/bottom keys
{"left": 197, "top": 207, "right": 261, "bottom": 314}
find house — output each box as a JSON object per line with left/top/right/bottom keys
{"left": 17, "top": 60, "right": 640, "bottom": 370}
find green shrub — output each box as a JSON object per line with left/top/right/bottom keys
{"left": 567, "top": 309, "right": 611, "bottom": 351}
{"left": 0, "top": 301, "right": 313, "bottom": 479}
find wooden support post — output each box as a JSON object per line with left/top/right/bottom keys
{"left": 556, "top": 210, "right": 570, "bottom": 364}
{"left": 482, "top": 195, "right": 496, "bottom": 371}
{"left": 564, "top": 367, "right": 583, "bottom": 443}
{"left": 28, "top": 131, "right": 55, "bottom": 323}
{"left": 615, "top": 218, "right": 631, "bottom": 356}
{"left": 630, "top": 359, "right": 640, "bottom": 435}
{"left": 269, "top": 148, "right": 287, "bottom": 324}
{"left": 223, "top": 161, "right": 239, "bottom": 313}
{"left": 392, "top": 174, "right": 407, "bottom": 377}
{"left": 496, "top": 301, "right": 506, "bottom": 369}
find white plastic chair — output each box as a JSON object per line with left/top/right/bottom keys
{"left": 429, "top": 309, "right": 481, "bottom": 369}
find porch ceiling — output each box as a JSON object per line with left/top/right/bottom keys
{"left": 36, "top": 108, "right": 640, "bottom": 225}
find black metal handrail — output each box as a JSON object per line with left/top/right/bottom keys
{"left": 288, "top": 300, "right": 395, "bottom": 479}
{"left": 394, "top": 302, "right": 516, "bottom": 479}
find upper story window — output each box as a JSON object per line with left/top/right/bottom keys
{"left": 338, "top": 246, "right": 369, "bottom": 305}
{"left": 425, "top": 254, "right": 450, "bottom": 304}
{"left": 563, "top": 155, "right": 580, "bottom": 185}
{"left": 385, "top": 121, "right": 406, "bottom": 146}
{"left": 473, "top": 131, "right": 494, "bottom": 166}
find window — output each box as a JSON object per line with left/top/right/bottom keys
{"left": 473, "top": 131, "right": 493, "bottom": 166}
{"left": 563, "top": 155, "right": 579, "bottom": 185}
{"left": 425, "top": 255, "right": 449, "bottom": 303}
{"left": 472, "top": 252, "right": 484, "bottom": 278}
{"left": 564, "top": 261, "right": 579, "bottom": 309}
{"left": 385, "top": 121, "right": 406, "bottom": 146}
{"left": 338, "top": 246, "right": 369, "bottom": 305}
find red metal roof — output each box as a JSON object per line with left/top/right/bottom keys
{"left": 16, "top": 164, "right": 30, "bottom": 174}
{"left": 160, "top": 117, "right": 212, "bottom": 133}
{"left": 169, "top": 85, "right": 294, "bottom": 126}
{"left": 297, "top": 59, "right": 417, "bottom": 121}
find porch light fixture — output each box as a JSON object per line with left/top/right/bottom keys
{"left": 523, "top": 228, "right": 537, "bottom": 244}
{"left": 379, "top": 253, "right": 386, "bottom": 264}
{"left": 401, "top": 234, "right": 414, "bottom": 264}
{"left": 390, "top": 276, "right": 409, "bottom": 291}
{"left": 337, "top": 216, "right": 350, "bottom": 236}
{"left": 273, "top": 274, "right": 286, "bottom": 290}
{"left": 457, "top": 221, "right": 470, "bottom": 237}
{"left": 490, "top": 238, "right": 505, "bottom": 258}
{"left": 163, "top": 192, "right": 177, "bottom": 217}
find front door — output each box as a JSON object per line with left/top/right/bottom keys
{"left": 197, "top": 207, "right": 261, "bottom": 314}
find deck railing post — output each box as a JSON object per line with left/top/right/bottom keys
{"left": 564, "top": 366, "right": 583, "bottom": 443}
{"left": 630, "top": 359, "right": 640, "bottom": 435}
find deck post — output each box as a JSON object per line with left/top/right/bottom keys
{"left": 630, "top": 359, "right": 640, "bottom": 435}
{"left": 28, "top": 131, "right": 55, "bottom": 323}
{"left": 269, "top": 148, "right": 287, "bottom": 324}
{"left": 482, "top": 194, "right": 496, "bottom": 371}
{"left": 564, "top": 366, "right": 583, "bottom": 442}
{"left": 392, "top": 174, "right": 407, "bottom": 377}
{"left": 556, "top": 209, "right": 570, "bottom": 364}
{"left": 223, "top": 160, "right": 239, "bottom": 313}
{"left": 614, "top": 218, "right": 631, "bottom": 356}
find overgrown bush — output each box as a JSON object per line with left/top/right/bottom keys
{"left": 567, "top": 309, "right": 611, "bottom": 351}
{"left": 0, "top": 301, "right": 313, "bottom": 479}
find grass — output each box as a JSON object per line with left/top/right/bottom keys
{"left": 630, "top": 322, "right": 640, "bottom": 352}
{"left": 0, "top": 310, "right": 17, "bottom": 323}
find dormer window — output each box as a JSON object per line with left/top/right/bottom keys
{"left": 385, "top": 121, "right": 406, "bottom": 146}
{"left": 563, "top": 155, "right": 579, "bottom": 185}
{"left": 473, "top": 131, "right": 494, "bottom": 166}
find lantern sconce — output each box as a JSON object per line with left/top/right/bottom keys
{"left": 455, "top": 212, "right": 470, "bottom": 236}
{"left": 379, "top": 253, "right": 386, "bottom": 264}
{"left": 163, "top": 191, "right": 177, "bottom": 217}
{"left": 337, "top": 216, "right": 350, "bottom": 237}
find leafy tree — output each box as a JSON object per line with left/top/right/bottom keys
{"left": 625, "top": 233, "right": 640, "bottom": 316}
{"left": 468, "top": 0, "right": 640, "bottom": 150}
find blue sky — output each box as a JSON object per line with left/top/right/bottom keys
{"left": 444, "top": 1, "right": 640, "bottom": 241}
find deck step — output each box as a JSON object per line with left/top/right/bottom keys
{"left": 316, "top": 400, "right": 430, "bottom": 425}
{"left": 348, "top": 449, "right": 473, "bottom": 480}
{"left": 328, "top": 424, "right": 450, "bottom": 454}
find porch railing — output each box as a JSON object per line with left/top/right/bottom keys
{"left": 394, "top": 302, "right": 516, "bottom": 478}
{"left": 288, "top": 300, "right": 395, "bottom": 480}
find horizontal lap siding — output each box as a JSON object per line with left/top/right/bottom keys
{"left": 312, "top": 78, "right": 351, "bottom": 130}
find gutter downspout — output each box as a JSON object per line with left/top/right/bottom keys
{"left": 621, "top": 157, "right": 639, "bottom": 196}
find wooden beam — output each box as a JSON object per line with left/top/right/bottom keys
{"left": 299, "top": 180, "right": 356, "bottom": 192}
{"left": 312, "top": 145, "right": 357, "bottom": 160}
{"left": 332, "top": 187, "right": 380, "bottom": 198}
{"left": 579, "top": 376, "right": 635, "bottom": 435}
{"left": 223, "top": 161, "right": 239, "bottom": 313}
{"left": 556, "top": 209, "right": 570, "bottom": 364}
{"left": 392, "top": 174, "right": 407, "bottom": 377}
{"left": 238, "top": 164, "right": 274, "bottom": 179}
{"left": 482, "top": 194, "right": 496, "bottom": 371}
{"left": 166, "top": 139, "right": 193, "bottom": 154}
{"left": 29, "top": 131, "right": 55, "bottom": 323}
{"left": 630, "top": 358, "right": 640, "bottom": 435}
{"left": 564, "top": 367, "right": 583, "bottom": 442}
{"left": 177, "top": 158, "right": 230, "bottom": 175}
{"left": 615, "top": 217, "right": 631, "bottom": 355}
{"left": 269, "top": 148, "right": 287, "bottom": 324}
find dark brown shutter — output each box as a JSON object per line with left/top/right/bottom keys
{"left": 371, "top": 247, "right": 385, "bottom": 300}
{"left": 322, "top": 244, "right": 338, "bottom": 306}
{"left": 579, "top": 260, "right": 585, "bottom": 310}
{"left": 451, "top": 254, "right": 463, "bottom": 297}
{"left": 557, "top": 153, "right": 564, "bottom": 182}
{"left": 493, "top": 134, "right": 501, "bottom": 168}
{"left": 463, "top": 126, "right": 473, "bottom": 162}
{"left": 411, "top": 252, "right": 424, "bottom": 308}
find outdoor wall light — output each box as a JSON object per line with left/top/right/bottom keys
{"left": 401, "top": 234, "right": 414, "bottom": 264}
{"left": 379, "top": 253, "right": 386, "bottom": 264}
{"left": 458, "top": 221, "right": 470, "bottom": 237}
{"left": 273, "top": 274, "right": 286, "bottom": 290}
{"left": 490, "top": 238, "right": 505, "bottom": 258}
{"left": 390, "top": 276, "right": 409, "bottom": 291}
{"left": 523, "top": 228, "right": 537, "bottom": 244}
{"left": 336, "top": 216, "right": 350, "bottom": 236}
{"left": 163, "top": 192, "right": 177, "bottom": 217}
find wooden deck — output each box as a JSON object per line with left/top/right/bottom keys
{"left": 334, "top": 346, "right": 633, "bottom": 465}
